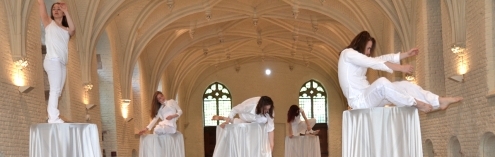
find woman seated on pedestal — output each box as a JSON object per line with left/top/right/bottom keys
{"left": 139, "top": 91, "right": 182, "bottom": 135}
{"left": 211, "top": 96, "right": 275, "bottom": 151}
{"left": 287, "top": 105, "right": 319, "bottom": 138}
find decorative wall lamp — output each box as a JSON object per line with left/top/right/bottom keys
{"left": 405, "top": 73, "right": 415, "bottom": 81}
{"left": 121, "top": 99, "right": 131, "bottom": 120}
{"left": 83, "top": 83, "right": 95, "bottom": 109}
{"left": 14, "top": 59, "right": 33, "bottom": 93}
{"left": 449, "top": 45, "right": 467, "bottom": 82}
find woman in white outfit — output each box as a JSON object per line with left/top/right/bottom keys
{"left": 338, "top": 31, "right": 463, "bottom": 112}
{"left": 287, "top": 105, "right": 319, "bottom": 138}
{"left": 139, "top": 91, "right": 183, "bottom": 135}
{"left": 212, "top": 96, "right": 275, "bottom": 151}
{"left": 37, "top": 0, "right": 75, "bottom": 123}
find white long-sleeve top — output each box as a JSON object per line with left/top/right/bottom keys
{"left": 45, "top": 20, "right": 70, "bottom": 65}
{"left": 228, "top": 96, "right": 275, "bottom": 132}
{"left": 338, "top": 48, "right": 400, "bottom": 108}
{"left": 146, "top": 99, "right": 183, "bottom": 130}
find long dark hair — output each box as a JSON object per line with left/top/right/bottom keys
{"left": 50, "top": 3, "right": 69, "bottom": 27}
{"left": 150, "top": 91, "right": 163, "bottom": 118}
{"left": 255, "top": 96, "right": 274, "bottom": 118}
{"left": 344, "top": 31, "right": 376, "bottom": 56}
{"left": 287, "top": 105, "right": 300, "bottom": 123}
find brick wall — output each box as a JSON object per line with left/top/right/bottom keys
{"left": 418, "top": 0, "right": 495, "bottom": 156}
{"left": 0, "top": 6, "right": 46, "bottom": 157}
{"left": 97, "top": 30, "right": 117, "bottom": 156}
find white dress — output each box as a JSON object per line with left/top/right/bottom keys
{"left": 290, "top": 109, "right": 316, "bottom": 136}
{"left": 338, "top": 48, "right": 440, "bottom": 109}
{"left": 227, "top": 96, "right": 275, "bottom": 132}
{"left": 146, "top": 99, "right": 183, "bottom": 134}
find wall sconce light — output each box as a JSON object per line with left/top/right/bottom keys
{"left": 450, "top": 45, "right": 465, "bottom": 56}
{"left": 121, "top": 99, "right": 131, "bottom": 119}
{"left": 14, "top": 59, "right": 31, "bottom": 92}
{"left": 83, "top": 83, "right": 93, "bottom": 91}
{"left": 14, "top": 59, "right": 28, "bottom": 70}
{"left": 450, "top": 44, "right": 467, "bottom": 83}
{"left": 405, "top": 74, "right": 415, "bottom": 81}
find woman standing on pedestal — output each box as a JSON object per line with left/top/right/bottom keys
{"left": 37, "top": 0, "right": 75, "bottom": 123}
{"left": 139, "top": 91, "right": 183, "bottom": 135}
{"left": 212, "top": 96, "right": 275, "bottom": 151}
{"left": 287, "top": 105, "right": 319, "bottom": 138}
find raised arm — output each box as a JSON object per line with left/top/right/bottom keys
{"left": 59, "top": 3, "right": 75, "bottom": 36}
{"left": 384, "top": 62, "right": 414, "bottom": 74}
{"left": 343, "top": 49, "right": 413, "bottom": 74}
{"left": 399, "top": 48, "right": 419, "bottom": 60}
{"left": 37, "top": 0, "right": 51, "bottom": 27}
{"left": 300, "top": 109, "right": 311, "bottom": 131}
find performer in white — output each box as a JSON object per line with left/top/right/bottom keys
{"left": 287, "top": 105, "right": 319, "bottom": 138}
{"left": 37, "top": 0, "right": 75, "bottom": 123}
{"left": 212, "top": 96, "right": 275, "bottom": 151}
{"left": 339, "top": 31, "right": 463, "bottom": 112}
{"left": 139, "top": 91, "right": 182, "bottom": 135}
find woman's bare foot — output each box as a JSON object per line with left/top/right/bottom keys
{"left": 415, "top": 99, "right": 433, "bottom": 113}
{"left": 311, "top": 130, "right": 320, "bottom": 135}
{"left": 439, "top": 97, "right": 463, "bottom": 110}
{"left": 211, "top": 115, "right": 224, "bottom": 120}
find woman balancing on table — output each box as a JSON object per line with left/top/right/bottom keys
{"left": 211, "top": 96, "right": 275, "bottom": 151}
{"left": 287, "top": 104, "right": 319, "bottom": 138}
{"left": 139, "top": 91, "right": 182, "bottom": 135}
{"left": 338, "top": 31, "right": 463, "bottom": 112}
{"left": 37, "top": 0, "right": 75, "bottom": 123}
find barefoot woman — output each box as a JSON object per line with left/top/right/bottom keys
{"left": 338, "top": 31, "right": 462, "bottom": 112}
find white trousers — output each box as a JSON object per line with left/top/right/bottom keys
{"left": 359, "top": 77, "right": 439, "bottom": 109}
{"left": 43, "top": 58, "right": 66, "bottom": 123}
{"left": 291, "top": 118, "right": 317, "bottom": 136}
{"left": 153, "top": 124, "right": 177, "bottom": 135}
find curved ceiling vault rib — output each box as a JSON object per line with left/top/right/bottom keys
{"left": 84, "top": 0, "right": 138, "bottom": 84}
{"left": 282, "top": 0, "right": 361, "bottom": 34}
{"left": 132, "top": 0, "right": 225, "bottom": 59}
{"left": 263, "top": 18, "right": 345, "bottom": 54}
{"left": 373, "top": 0, "right": 414, "bottom": 50}
{"left": 334, "top": 0, "right": 390, "bottom": 56}
{"left": 89, "top": 0, "right": 141, "bottom": 49}
{"left": 120, "top": 0, "right": 167, "bottom": 98}
{"left": 147, "top": 25, "right": 338, "bottom": 89}
{"left": 166, "top": 41, "right": 340, "bottom": 95}
{"left": 148, "top": 19, "right": 253, "bottom": 84}
{"left": 152, "top": 27, "right": 338, "bottom": 69}
{"left": 65, "top": 0, "right": 100, "bottom": 84}
{"left": 135, "top": 10, "right": 246, "bottom": 72}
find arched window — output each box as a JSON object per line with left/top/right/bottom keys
{"left": 299, "top": 79, "right": 327, "bottom": 123}
{"left": 203, "top": 82, "right": 232, "bottom": 126}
